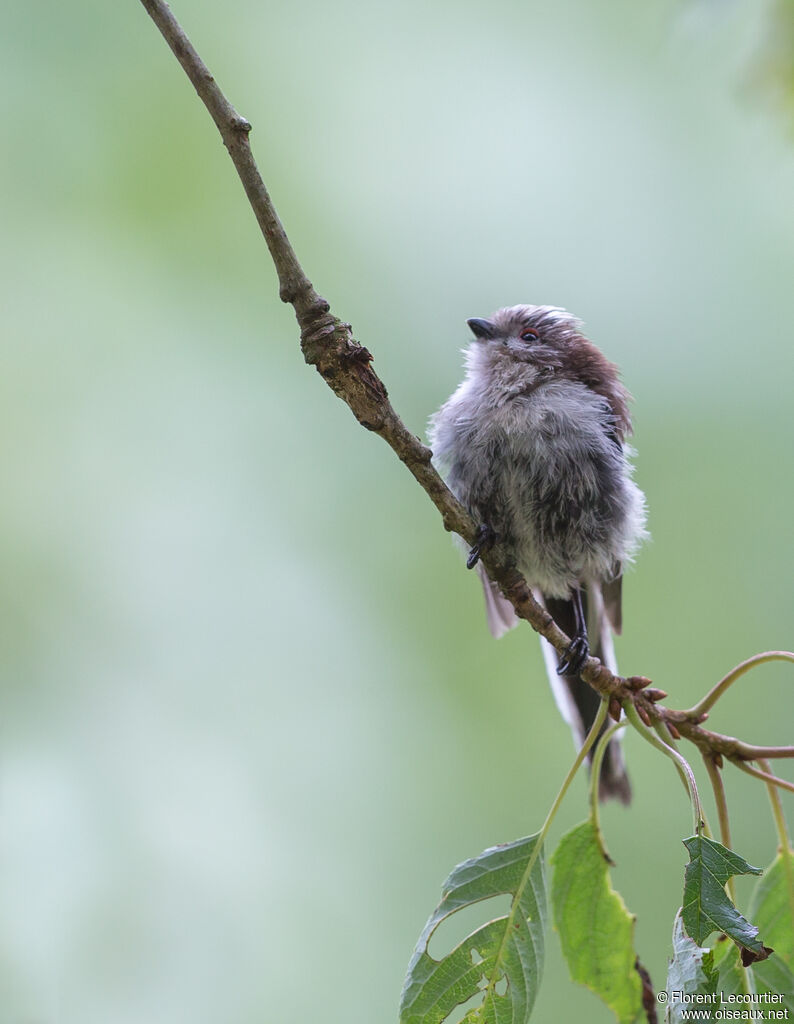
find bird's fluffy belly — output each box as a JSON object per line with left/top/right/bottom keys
{"left": 498, "top": 437, "right": 626, "bottom": 596}
{"left": 444, "top": 382, "right": 639, "bottom": 596}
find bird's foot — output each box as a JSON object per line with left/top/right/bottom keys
{"left": 466, "top": 523, "right": 496, "bottom": 569}
{"left": 557, "top": 634, "right": 590, "bottom": 676}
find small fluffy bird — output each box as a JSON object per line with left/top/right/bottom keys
{"left": 429, "top": 305, "right": 647, "bottom": 802}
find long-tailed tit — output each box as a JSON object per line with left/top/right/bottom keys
{"left": 429, "top": 305, "right": 648, "bottom": 801}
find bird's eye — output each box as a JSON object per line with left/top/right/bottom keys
{"left": 519, "top": 328, "right": 540, "bottom": 342}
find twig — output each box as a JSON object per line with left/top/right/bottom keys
{"left": 731, "top": 759, "right": 794, "bottom": 795}
{"left": 656, "top": 713, "right": 794, "bottom": 762}
{"left": 685, "top": 652, "right": 794, "bottom": 720}
{"left": 138, "top": 0, "right": 314, "bottom": 312}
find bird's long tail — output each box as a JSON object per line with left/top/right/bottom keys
{"left": 539, "top": 586, "right": 631, "bottom": 804}
{"left": 476, "top": 567, "right": 631, "bottom": 803}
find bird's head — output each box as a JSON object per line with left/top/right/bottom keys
{"left": 466, "top": 305, "right": 584, "bottom": 365}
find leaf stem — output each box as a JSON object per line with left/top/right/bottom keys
{"left": 588, "top": 720, "right": 627, "bottom": 860}
{"left": 624, "top": 701, "right": 704, "bottom": 832}
{"left": 652, "top": 720, "right": 691, "bottom": 796}
{"left": 684, "top": 652, "right": 794, "bottom": 720}
{"left": 758, "top": 758, "right": 794, "bottom": 937}
{"left": 758, "top": 758, "right": 793, "bottom": 853}
{"left": 702, "top": 753, "right": 735, "bottom": 901}
{"left": 731, "top": 759, "right": 794, "bottom": 795}
{"left": 482, "top": 700, "right": 609, "bottom": 1002}
{"left": 536, "top": 698, "right": 608, "bottom": 851}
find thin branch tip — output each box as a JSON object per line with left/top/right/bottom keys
{"left": 685, "top": 650, "right": 794, "bottom": 719}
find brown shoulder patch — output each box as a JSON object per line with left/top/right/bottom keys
{"left": 560, "top": 336, "right": 632, "bottom": 441}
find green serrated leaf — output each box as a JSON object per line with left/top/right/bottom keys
{"left": 399, "top": 833, "right": 546, "bottom": 1024}
{"left": 681, "top": 836, "right": 764, "bottom": 951}
{"left": 551, "top": 821, "right": 642, "bottom": 1024}
{"left": 746, "top": 851, "right": 794, "bottom": 1013}
{"left": 665, "top": 911, "right": 719, "bottom": 1023}
{"left": 748, "top": 851, "right": 794, "bottom": 966}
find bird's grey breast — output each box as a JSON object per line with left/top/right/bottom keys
{"left": 504, "top": 379, "right": 616, "bottom": 454}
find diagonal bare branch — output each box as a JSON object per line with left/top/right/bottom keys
{"left": 137, "top": 0, "right": 595, "bottom": 681}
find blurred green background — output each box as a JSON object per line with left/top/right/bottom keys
{"left": 2, "top": 1, "right": 793, "bottom": 1021}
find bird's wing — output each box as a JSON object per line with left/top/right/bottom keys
{"left": 601, "top": 573, "right": 623, "bottom": 635}
{"left": 477, "top": 563, "right": 519, "bottom": 638}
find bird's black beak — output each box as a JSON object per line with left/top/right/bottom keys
{"left": 467, "top": 317, "right": 496, "bottom": 341}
